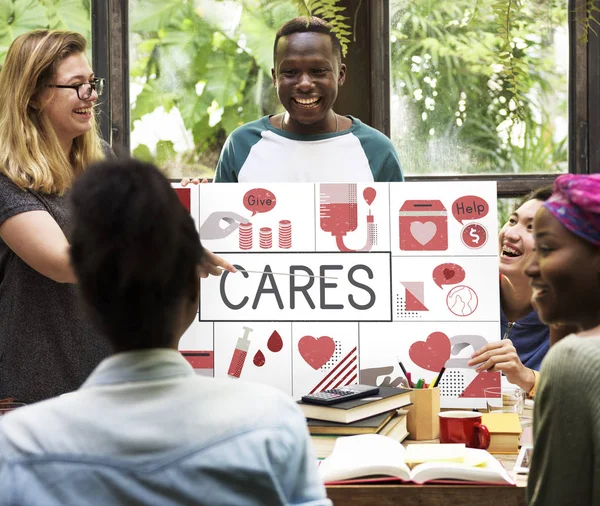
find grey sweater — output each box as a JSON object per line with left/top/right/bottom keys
{"left": 0, "top": 176, "right": 112, "bottom": 404}
{"left": 527, "top": 334, "right": 600, "bottom": 505}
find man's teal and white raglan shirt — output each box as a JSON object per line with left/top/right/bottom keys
{"left": 214, "top": 116, "right": 404, "bottom": 182}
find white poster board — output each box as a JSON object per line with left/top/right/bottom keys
{"left": 173, "top": 182, "right": 500, "bottom": 408}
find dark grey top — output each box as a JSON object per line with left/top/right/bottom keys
{"left": 0, "top": 173, "right": 112, "bottom": 404}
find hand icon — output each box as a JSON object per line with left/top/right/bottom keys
{"left": 199, "top": 211, "right": 249, "bottom": 240}
{"left": 359, "top": 366, "right": 409, "bottom": 388}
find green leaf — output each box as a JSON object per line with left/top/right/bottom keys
{"left": 131, "top": 80, "right": 176, "bottom": 123}
{"left": 0, "top": 0, "right": 49, "bottom": 65}
{"left": 204, "top": 45, "right": 252, "bottom": 108}
{"left": 238, "top": 9, "right": 280, "bottom": 75}
{"left": 133, "top": 143, "right": 154, "bottom": 162}
{"left": 220, "top": 104, "right": 244, "bottom": 134}
{"left": 45, "top": 0, "right": 90, "bottom": 39}
{"left": 129, "top": 0, "right": 183, "bottom": 32}
{"left": 191, "top": 115, "right": 215, "bottom": 150}
{"left": 155, "top": 140, "right": 176, "bottom": 165}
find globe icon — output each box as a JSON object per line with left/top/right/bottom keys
{"left": 446, "top": 285, "right": 478, "bottom": 316}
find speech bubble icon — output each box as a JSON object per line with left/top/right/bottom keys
{"left": 433, "top": 263, "right": 466, "bottom": 289}
{"left": 243, "top": 188, "right": 277, "bottom": 217}
{"left": 452, "top": 195, "right": 489, "bottom": 224}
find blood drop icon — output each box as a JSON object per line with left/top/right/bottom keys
{"left": 253, "top": 350, "right": 266, "bottom": 367}
{"left": 267, "top": 330, "right": 283, "bottom": 353}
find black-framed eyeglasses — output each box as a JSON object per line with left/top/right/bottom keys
{"left": 46, "top": 77, "right": 105, "bottom": 100}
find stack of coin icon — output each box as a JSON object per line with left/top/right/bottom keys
{"left": 239, "top": 222, "right": 253, "bottom": 250}
{"left": 259, "top": 227, "right": 272, "bottom": 249}
{"left": 278, "top": 220, "right": 292, "bottom": 249}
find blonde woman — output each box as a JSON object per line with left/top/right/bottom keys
{"left": 0, "top": 31, "right": 235, "bottom": 405}
{"left": 0, "top": 30, "right": 112, "bottom": 404}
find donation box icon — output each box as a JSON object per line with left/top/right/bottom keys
{"left": 399, "top": 200, "right": 448, "bottom": 251}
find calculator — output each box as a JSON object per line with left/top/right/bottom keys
{"left": 301, "top": 384, "right": 380, "bottom": 405}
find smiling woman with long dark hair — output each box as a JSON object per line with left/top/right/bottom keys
{"left": 468, "top": 187, "right": 555, "bottom": 395}
{"left": 524, "top": 174, "right": 600, "bottom": 506}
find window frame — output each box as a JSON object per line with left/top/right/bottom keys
{"left": 95, "top": 0, "right": 598, "bottom": 196}
{"left": 92, "top": 0, "right": 129, "bottom": 152}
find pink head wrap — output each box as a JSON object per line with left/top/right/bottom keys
{"left": 543, "top": 174, "right": 600, "bottom": 247}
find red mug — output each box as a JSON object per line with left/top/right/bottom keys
{"left": 438, "top": 411, "right": 490, "bottom": 449}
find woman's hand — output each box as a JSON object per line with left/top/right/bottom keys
{"left": 199, "top": 249, "right": 236, "bottom": 278}
{"left": 467, "top": 339, "right": 536, "bottom": 392}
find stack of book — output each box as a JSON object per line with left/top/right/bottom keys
{"left": 297, "top": 387, "right": 412, "bottom": 458}
{"left": 481, "top": 412, "right": 523, "bottom": 454}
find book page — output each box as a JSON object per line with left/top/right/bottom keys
{"left": 318, "top": 434, "right": 411, "bottom": 483}
{"left": 410, "top": 448, "right": 515, "bottom": 485}
{"left": 404, "top": 443, "right": 466, "bottom": 466}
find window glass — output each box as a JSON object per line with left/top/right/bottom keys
{"left": 129, "top": 0, "right": 298, "bottom": 178}
{"left": 390, "top": 0, "right": 568, "bottom": 175}
{"left": 0, "top": 1, "right": 91, "bottom": 65}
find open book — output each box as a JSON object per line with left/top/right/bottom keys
{"left": 318, "top": 434, "right": 515, "bottom": 485}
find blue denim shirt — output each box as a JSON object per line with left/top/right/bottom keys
{"left": 0, "top": 349, "right": 331, "bottom": 506}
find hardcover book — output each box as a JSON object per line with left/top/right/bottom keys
{"left": 481, "top": 412, "right": 522, "bottom": 454}
{"left": 307, "top": 410, "right": 397, "bottom": 435}
{"left": 298, "top": 387, "right": 411, "bottom": 424}
{"left": 311, "top": 411, "right": 409, "bottom": 459}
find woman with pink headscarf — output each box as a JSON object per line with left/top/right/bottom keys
{"left": 525, "top": 174, "right": 600, "bottom": 506}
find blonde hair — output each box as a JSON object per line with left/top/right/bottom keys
{"left": 0, "top": 30, "right": 104, "bottom": 195}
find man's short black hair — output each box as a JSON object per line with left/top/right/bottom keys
{"left": 273, "top": 16, "right": 342, "bottom": 66}
{"left": 69, "top": 158, "right": 204, "bottom": 352}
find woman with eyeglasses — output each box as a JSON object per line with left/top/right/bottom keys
{"left": 0, "top": 30, "right": 112, "bottom": 404}
{"left": 0, "top": 31, "right": 234, "bottom": 405}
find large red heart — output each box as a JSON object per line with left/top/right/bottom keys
{"left": 298, "top": 335, "right": 335, "bottom": 370}
{"left": 409, "top": 332, "right": 451, "bottom": 372}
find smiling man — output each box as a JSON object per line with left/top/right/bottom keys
{"left": 213, "top": 16, "right": 404, "bottom": 183}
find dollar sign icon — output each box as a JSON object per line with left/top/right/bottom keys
{"left": 469, "top": 227, "right": 480, "bottom": 245}
{"left": 461, "top": 223, "right": 488, "bottom": 249}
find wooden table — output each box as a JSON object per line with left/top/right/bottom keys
{"left": 326, "top": 450, "right": 527, "bottom": 506}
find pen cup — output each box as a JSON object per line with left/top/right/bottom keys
{"left": 407, "top": 387, "right": 440, "bottom": 440}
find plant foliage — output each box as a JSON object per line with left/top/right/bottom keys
{"left": 0, "top": 0, "right": 579, "bottom": 179}
{"left": 493, "top": 0, "right": 526, "bottom": 120}
{"left": 0, "top": 0, "right": 90, "bottom": 64}
{"left": 390, "top": 0, "right": 568, "bottom": 175}
{"left": 577, "top": 0, "right": 600, "bottom": 42}
{"left": 127, "top": 0, "right": 353, "bottom": 175}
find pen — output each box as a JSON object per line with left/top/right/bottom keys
{"left": 415, "top": 378, "right": 424, "bottom": 389}
{"left": 428, "top": 376, "right": 436, "bottom": 389}
{"left": 397, "top": 359, "right": 413, "bottom": 388}
{"left": 432, "top": 367, "right": 446, "bottom": 388}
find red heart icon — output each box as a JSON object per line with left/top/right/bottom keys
{"left": 409, "top": 332, "right": 451, "bottom": 372}
{"left": 298, "top": 335, "right": 335, "bottom": 370}
{"left": 443, "top": 268, "right": 455, "bottom": 280}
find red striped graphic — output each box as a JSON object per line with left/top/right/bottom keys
{"left": 309, "top": 346, "right": 357, "bottom": 394}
